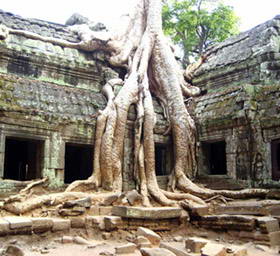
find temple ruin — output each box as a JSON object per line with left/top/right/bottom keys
{"left": 0, "top": 8, "right": 279, "bottom": 255}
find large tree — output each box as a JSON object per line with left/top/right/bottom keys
{"left": 0, "top": 0, "right": 270, "bottom": 214}
{"left": 162, "top": 0, "right": 239, "bottom": 65}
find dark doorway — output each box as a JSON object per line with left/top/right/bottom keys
{"left": 271, "top": 139, "right": 280, "bottom": 180}
{"left": 203, "top": 141, "right": 227, "bottom": 175}
{"left": 4, "top": 137, "right": 43, "bottom": 181}
{"left": 64, "top": 143, "right": 93, "bottom": 184}
{"left": 155, "top": 144, "right": 171, "bottom": 176}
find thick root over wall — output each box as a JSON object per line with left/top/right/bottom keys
{"left": 0, "top": 0, "right": 275, "bottom": 215}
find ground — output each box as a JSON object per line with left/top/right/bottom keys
{"left": 0, "top": 227, "right": 279, "bottom": 256}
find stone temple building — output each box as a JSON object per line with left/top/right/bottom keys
{"left": 0, "top": 10, "right": 279, "bottom": 192}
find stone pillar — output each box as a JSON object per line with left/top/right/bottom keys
{"left": 43, "top": 132, "right": 65, "bottom": 188}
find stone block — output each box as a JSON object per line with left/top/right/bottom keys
{"left": 140, "top": 248, "right": 177, "bottom": 256}
{"left": 185, "top": 237, "right": 207, "bottom": 253}
{"left": 104, "top": 216, "right": 123, "bottom": 231}
{"left": 86, "top": 216, "right": 105, "bottom": 230}
{"left": 4, "top": 217, "right": 32, "bottom": 234}
{"left": 0, "top": 218, "right": 10, "bottom": 236}
{"left": 115, "top": 243, "right": 137, "bottom": 254}
{"left": 137, "top": 227, "right": 161, "bottom": 245}
{"left": 70, "top": 217, "right": 85, "bottom": 228}
{"left": 256, "top": 216, "right": 279, "bottom": 234}
{"left": 195, "top": 215, "right": 256, "bottom": 231}
{"left": 52, "top": 219, "right": 71, "bottom": 232}
{"left": 62, "top": 236, "right": 74, "bottom": 244}
{"left": 32, "top": 218, "right": 53, "bottom": 233}
{"left": 4, "top": 217, "right": 32, "bottom": 229}
{"left": 200, "top": 242, "right": 227, "bottom": 256}
{"left": 88, "top": 206, "right": 99, "bottom": 215}
{"left": 99, "top": 206, "right": 113, "bottom": 215}
{"left": 160, "top": 242, "right": 191, "bottom": 256}
{"left": 112, "top": 206, "right": 182, "bottom": 219}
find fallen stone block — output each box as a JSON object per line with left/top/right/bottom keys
{"left": 70, "top": 217, "right": 85, "bottom": 228}
{"left": 4, "top": 217, "right": 32, "bottom": 229}
{"left": 104, "top": 216, "right": 123, "bottom": 231}
{"left": 102, "top": 193, "right": 121, "bottom": 206}
{"left": 62, "top": 236, "right": 74, "bottom": 244}
{"left": 141, "top": 248, "right": 177, "bottom": 256}
{"left": 5, "top": 245, "right": 24, "bottom": 256}
{"left": 135, "top": 236, "right": 152, "bottom": 248}
{"left": 62, "top": 197, "right": 91, "bottom": 208}
{"left": 52, "top": 219, "right": 71, "bottom": 232}
{"left": 87, "top": 216, "right": 105, "bottom": 230}
{"left": 32, "top": 217, "right": 53, "bottom": 233}
{"left": 160, "top": 242, "right": 191, "bottom": 256}
{"left": 185, "top": 237, "right": 207, "bottom": 253}
{"left": 115, "top": 242, "right": 137, "bottom": 254}
{"left": 73, "top": 235, "right": 91, "bottom": 245}
{"left": 0, "top": 218, "right": 10, "bottom": 236}
{"left": 256, "top": 216, "right": 280, "bottom": 234}
{"left": 137, "top": 227, "right": 161, "bottom": 245}
{"left": 227, "top": 246, "right": 247, "bottom": 256}
{"left": 4, "top": 217, "right": 32, "bottom": 235}
{"left": 200, "top": 242, "right": 227, "bottom": 256}
{"left": 126, "top": 190, "right": 142, "bottom": 206}
{"left": 113, "top": 206, "right": 182, "bottom": 219}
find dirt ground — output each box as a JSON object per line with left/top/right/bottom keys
{"left": 0, "top": 228, "right": 279, "bottom": 256}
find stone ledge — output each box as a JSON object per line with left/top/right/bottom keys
{"left": 112, "top": 206, "right": 182, "bottom": 219}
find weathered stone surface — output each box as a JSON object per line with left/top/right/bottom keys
{"left": 31, "top": 217, "right": 53, "bottom": 233}
{"left": 214, "top": 200, "right": 280, "bottom": 216}
{"left": 63, "top": 197, "right": 91, "bottom": 208}
{"left": 194, "top": 215, "right": 256, "bottom": 231}
{"left": 87, "top": 216, "right": 105, "bottom": 230}
{"left": 185, "top": 237, "right": 207, "bottom": 253}
{"left": 4, "top": 217, "right": 32, "bottom": 230}
{"left": 140, "top": 248, "right": 177, "bottom": 256}
{"left": 70, "top": 217, "right": 86, "bottom": 228}
{"left": 104, "top": 216, "right": 123, "bottom": 231}
{"left": 160, "top": 242, "right": 191, "bottom": 256}
{"left": 73, "top": 236, "right": 91, "bottom": 245}
{"left": 137, "top": 227, "right": 161, "bottom": 245}
{"left": 52, "top": 219, "right": 71, "bottom": 232}
{"left": 112, "top": 206, "right": 182, "bottom": 219}
{"left": 0, "top": 218, "right": 10, "bottom": 236}
{"left": 201, "top": 242, "right": 227, "bottom": 256}
{"left": 102, "top": 193, "right": 121, "bottom": 206}
{"left": 126, "top": 190, "right": 142, "bottom": 206}
{"left": 62, "top": 236, "right": 74, "bottom": 244}
{"left": 99, "top": 206, "right": 113, "bottom": 215}
{"left": 58, "top": 206, "right": 86, "bottom": 216}
{"left": 256, "top": 216, "right": 280, "bottom": 234}
{"left": 115, "top": 243, "right": 137, "bottom": 254}
{"left": 5, "top": 245, "right": 24, "bottom": 256}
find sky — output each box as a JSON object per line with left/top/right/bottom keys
{"left": 0, "top": 0, "right": 280, "bottom": 32}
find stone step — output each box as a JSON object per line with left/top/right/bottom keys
{"left": 194, "top": 175, "right": 246, "bottom": 190}
{"left": 112, "top": 206, "right": 183, "bottom": 219}
{"left": 214, "top": 200, "right": 280, "bottom": 216}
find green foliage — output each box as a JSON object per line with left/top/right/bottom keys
{"left": 162, "top": 0, "right": 240, "bottom": 64}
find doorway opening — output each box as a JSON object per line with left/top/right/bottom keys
{"left": 202, "top": 141, "right": 227, "bottom": 175}
{"left": 64, "top": 143, "right": 93, "bottom": 184}
{"left": 4, "top": 137, "right": 44, "bottom": 181}
{"left": 155, "top": 144, "right": 172, "bottom": 176}
{"left": 271, "top": 139, "right": 280, "bottom": 180}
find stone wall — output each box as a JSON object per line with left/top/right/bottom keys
{"left": 0, "top": 10, "right": 172, "bottom": 192}
{"left": 194, "top": 15, "right": 280, "bottom": 188}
